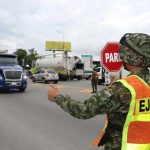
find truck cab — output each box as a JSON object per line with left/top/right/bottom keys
{"left": 0, "top": 52, "right": 27, "bottom": 92}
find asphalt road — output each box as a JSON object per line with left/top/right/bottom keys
{"left": 0, "top": 79, "right": 106, "bottom": 150}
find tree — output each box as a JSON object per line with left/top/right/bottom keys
{"left": 14, "top": 48, "right": 38, "bottom": 69}
{"left": 14, "top": 49, "right": 27, "bottom": 67}
{"left": 27, "top": 48, "right": 38, "bottom": 68}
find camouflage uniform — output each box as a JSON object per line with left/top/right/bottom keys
{"left": 56, "top": 70, "right": 150, "bottom": 150}
{"left": 91, "top": 70, "right": 98, "bottom": 93}
{"left": 55, "top": 33, "right": 150, "bottom": 150}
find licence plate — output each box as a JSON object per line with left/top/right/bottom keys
{"left": 12, "top": 82, "right": 17, "bottom": 85}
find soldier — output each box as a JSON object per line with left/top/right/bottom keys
{"left": 47, "top": 33, "right": 150, "bottom": 150}
{"left": 91, "top": 68, "right": 99, "bottom": 93}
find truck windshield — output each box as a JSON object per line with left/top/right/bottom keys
{"left": 75, "top": 63, "right": 84, "bottom": 69}
{"left": 0, "top": 55, "right": 18, "bottom": 65}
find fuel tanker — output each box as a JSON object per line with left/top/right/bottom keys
{"left": 29, "top": 53, "right": 84, "bottom": 81}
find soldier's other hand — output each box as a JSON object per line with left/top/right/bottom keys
{"left": 47, "top": 84, "right": 59, "bottom": 102}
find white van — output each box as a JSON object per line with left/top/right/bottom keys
{"left": 95, "top": 67, "right": 105, "bottom": 84}
{"left": 96, "top": 67, "right": 122, "bottom": 85}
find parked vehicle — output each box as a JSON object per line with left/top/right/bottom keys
{"left": 95, "top": 67, "right": 105, "bottom": 84}
{"left": 32, "top": 68, "right": 59, "bottom": 84}
{"left": 0, "top": 50, "right": 27, "bottom": 92}
{"left": 29, "top": 53, "right": 84, "bottom": 81}
{"left": 82, "top": 70, "right": 93, "bottom": 80}
{"left": 96, "top": 66, "right": 122, "bottom": 85}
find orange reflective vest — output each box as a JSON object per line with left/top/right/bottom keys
{"left": 92, "top": 75, "right": 150, "bottom": 150}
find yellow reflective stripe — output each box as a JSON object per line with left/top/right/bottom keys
{"left": 132, "top": 114, "right": 150, "bottom": 122}
{"left": 131, "top": 75, "right": 150, "bottom": 89}
{"left": 126, "top": 143, "right": 150, "bottom": 150}
{"left": 116, "top": 80, "right": 136, "bottom": 150}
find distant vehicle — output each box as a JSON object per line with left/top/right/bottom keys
{"left": 96, "top": 66, "right": 122, "bottom": 85}
{"left": 0, "top": 50, "right": 27, "bottom": 92}
{"left": 32, "top": 69, "right": 59, "bottom": 84}
{"left": 95, "top": 67, "right": 105, "bottom": 84}
{"left": 82, "top": 70, "right": 93, "bottom": 80}
{"left": 29, "top": 53, "right": 84, "bottom": 81}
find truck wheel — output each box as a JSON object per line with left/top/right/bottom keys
{"left": 19, "top": 88, "right": 26, "bottom": 92}
{"left": 77, "top": 76, "right": 81, "bottom": 80}
{"left": 42, "top": 78, "right": 46, "bottom": 84}
{"left": 54, "top": 81, "right": 58, "bottom": 84}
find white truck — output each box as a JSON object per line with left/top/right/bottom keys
{"left": 30, "top": 53, "right": 84, "bottom": 81}
{"left": 96, "top": 66, "right": 129, "bottom": 85}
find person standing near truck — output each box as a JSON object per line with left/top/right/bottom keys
{"left": 91, "top": 68, "right": 98, "bottom": 93}
{"left": 47, "top": 33, "right": 150, "bottom": 150}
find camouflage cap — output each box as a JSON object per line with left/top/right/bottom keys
{"left": 119, "top": 33, "right": 150, "bottom": 67}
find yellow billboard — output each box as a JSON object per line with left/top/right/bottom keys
{"left": 46, "top": 41, "right": 71, "bottom": 51}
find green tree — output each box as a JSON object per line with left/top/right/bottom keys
{"left": 14, "top": 48, "right": 38, "bottom": 69}
{"left": 14, "top": 49, "right": 27, "bottom": 67}
{"left": 27, "top": 48, "right": 38, "bottom": 68}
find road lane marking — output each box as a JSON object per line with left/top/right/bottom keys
{"left": 30, "top": 83, "right": 91, "bottom": 93}
{"left": 79, "top": 88, "right": 92, "bottom": 93}
{"left": 30, "top": 83, "right": 64, "bottom": 88}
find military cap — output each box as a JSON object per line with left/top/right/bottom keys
{"left": 119, "top": 33, "right": 150, "bottom": 67}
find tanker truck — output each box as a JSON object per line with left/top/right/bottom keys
{"left": 29, "top": 53, "right": 84, "bottom": 81}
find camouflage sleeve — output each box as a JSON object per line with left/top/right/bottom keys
{"left": 56, "top": 82, "right": 126, "bottom": 119}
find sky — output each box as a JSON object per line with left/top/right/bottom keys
{"left": 0, "top": 0, "right": 150, "bottom": 57}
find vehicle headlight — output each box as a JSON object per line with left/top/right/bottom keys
{"left": 23, "top": 75, "right": 27, "bottom": 80}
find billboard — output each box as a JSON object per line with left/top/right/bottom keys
{"left": 46, "top": 41, "right": 71, "bottom": 51}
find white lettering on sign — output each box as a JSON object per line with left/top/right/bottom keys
{"left": 105, "top": 53, "right": 122, "bottom": 63}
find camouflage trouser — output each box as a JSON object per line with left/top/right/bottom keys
{"left": 104, "top": 142, "right": 121, "bottom": 150}
{"left": 103, "top": 130, "right": 122, "bottom": 150}
{"left": 91, "top": 80, "right": 98, "bottom": 92}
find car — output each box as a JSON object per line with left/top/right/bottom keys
{"left": 82, "top": 70, "right": 93, "bottom": 80}
{"left": 32, "top": 69, "right": 59, "bottom": 84}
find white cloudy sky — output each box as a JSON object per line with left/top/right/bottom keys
{"left": 0, "top": 0, "right": 150, "bottom": 56}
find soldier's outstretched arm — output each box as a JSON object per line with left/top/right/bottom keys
{"left": 47, "top": 83, "right": 127, "bottom": 119}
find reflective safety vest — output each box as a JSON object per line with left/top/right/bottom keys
{"left": 92, "top": 75, "right": 150, "bottom": 150}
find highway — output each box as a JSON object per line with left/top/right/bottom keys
{"left": 0, "top": 79, "right": 106, "bottom": 150}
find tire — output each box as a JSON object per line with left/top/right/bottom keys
{"left": 19, "top": 88, "right": 26, "bottom": 92}
{"left": 77, "top": 76, "right": 81, "bottom": 80}
{"left": 54, "top": 81, "right": 58, "bottom": 84}
{"left": 42, "top": 78, "right": 46, "bottom": 84}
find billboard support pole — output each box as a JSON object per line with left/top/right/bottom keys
{"left": 53, "top": 50, "right": 56, "bottom": 58}
{"left": 58, "top": 30, "right": 69, "bottom": 80}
